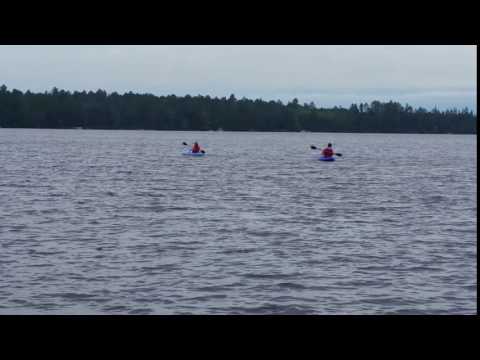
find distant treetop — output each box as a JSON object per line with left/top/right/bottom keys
{"left": 0, "top": 85, "right": 476, "bottom": 133}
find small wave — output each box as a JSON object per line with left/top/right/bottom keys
{"left": 30, "top": 250, "right": 65, "bottom": 256}
{"left": 102, "top": 305, "right": 130, "bottom": 312}
{"left": 8, "top": 225, "right": 27, "bottom": 232}
{"left": 270, "top": 295, "right": 318, "bottom": 303}
{"left": 0, "top": 260, "right": 17, "bottom": 264}
{"left": 386, "top": 308, "right": 431, "bottom": 315}
{"left": 46, "top": 293, "right": 97, "bottom": 301}
{"left": 222, "top": 248, "right": 257, "bottom": 254}
{"left": 243, "top": 272, "right": 303, "bottom": 280}
{"left": 195, "top": 285, "right": 234, "bottom": 292}
{"left": 29, "top": 263, "right": 54, "bottom": 267}
{"left": 246, "top": 230, "right": 295, "bottom": 237}
{"left": 356, "top": 265, "right": 394, "bottom": 272}
{"left": 395, "top": 266, "right": 444, "bottom": 272}
{"left": 363, "top": 296, "right": 403, "bottom": 305}
{"left": 128, "top": 308, "right": 153, "bottom": 315}
{"left": 231, "top": 304, "right": 314, "bottom": 315}
{"left": 421, "top": 195, "right": 447, "bottom": 204}
{"left": 276, "top": 282, "right": 307, "bottom": 290}
{"left": 187, "top": 294, "right": 228, "bottom": 302}
{"left": 141, "top": 264, "right": 178, "bottom": 272}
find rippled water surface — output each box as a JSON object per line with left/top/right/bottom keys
{"left": 0, "top": 129, "right": 476, "bottom": 314}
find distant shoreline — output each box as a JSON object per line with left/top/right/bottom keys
{"left": 0, "top": 86, "right": 476, "bottom": 134}
{"left": 0, "top": 127, "right": 475, "bottom": 135}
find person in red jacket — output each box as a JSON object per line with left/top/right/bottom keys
{"left": 321, "top": 143, "right": 334, "bottom": 157}
{"left": 191, "top": 142, "right": 201, "bottom": 153}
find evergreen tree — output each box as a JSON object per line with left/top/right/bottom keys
{"left": 0, "top": 85, "right": 475, "bottom": 134}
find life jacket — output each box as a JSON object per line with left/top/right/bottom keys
{"left": 322, "top": 147, "right": 333, "bottom": 157}
{"left": 192, "top": 143, "right": 200, "bottom": 153}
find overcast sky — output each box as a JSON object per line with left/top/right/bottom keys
{"left": 0, "top": 45, "right": 476, "bottom": 111}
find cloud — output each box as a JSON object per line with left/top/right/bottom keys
{"left": 0, "top": 45, "right": 476, "bottom": 110}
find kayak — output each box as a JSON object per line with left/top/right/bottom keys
{"left": 319, "top": 156, "right": 335, "bottom": 161}
{"left": 182, "top": 149, "right": 205, "bottom": 157}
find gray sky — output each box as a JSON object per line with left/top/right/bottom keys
{"left": 0, "top": 45, "right": 476, "bottom": 111}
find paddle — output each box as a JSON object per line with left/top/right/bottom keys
{"left": 182, "top": 142, "right": 205, "bottom": 154}
{"left": 310, "top": 145, "right": 342, "bottom": 156}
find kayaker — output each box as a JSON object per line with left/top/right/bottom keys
{"left": 321, "top": 143, "right": 334, "bottom": 157}
{"left": 191, "top": 142, "right": 201, "bottom": 153}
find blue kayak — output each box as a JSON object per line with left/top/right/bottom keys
{"left": 319, "top": 156, "right": 335, "bottom": 161}
{"left": 182, "top": 149, "right": 205, "bottom": 157}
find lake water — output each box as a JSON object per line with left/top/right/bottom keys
{"left": 0, "top": 129, "right": 476, "bottom": 314}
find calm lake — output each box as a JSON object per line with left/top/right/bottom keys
{"left": 0, "top": 129, "right": 476, "bottom": 314}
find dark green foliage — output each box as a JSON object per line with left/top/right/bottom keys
{"left": 0, "top": 85, "right": 476, "bottom": 133}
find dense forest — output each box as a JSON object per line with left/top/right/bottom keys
{"left": 0, "top": 85, "right": 476, "bottom": 133}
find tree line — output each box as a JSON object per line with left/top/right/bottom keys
{"left": 0, "top": 85, "right": 476, "bottom": 133}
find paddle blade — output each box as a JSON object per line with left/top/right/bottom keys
{"left": 335, "top": 153, "right": 342, "bottom": 157}
{"left": 201, "top": 150, "right": 205, "bottom": 154}
{"left": 310, "top": 145, "right": 318, "bottom": 150}
{"left": 182, "top": 142, "right": 188, "bottom": 146}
